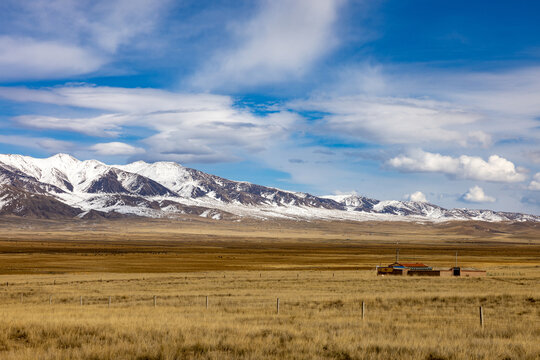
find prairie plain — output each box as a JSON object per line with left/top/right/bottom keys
{"left": 0, "top": 216, "right": 538, "bottom": 359}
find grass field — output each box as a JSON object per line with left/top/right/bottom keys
{"left": 0, "top": 217, "right": 538, "bottom": 359}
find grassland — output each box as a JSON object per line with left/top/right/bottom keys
{"left": 0, "top": 216, "right": 538, "bottom": 359}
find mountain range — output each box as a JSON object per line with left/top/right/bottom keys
{"left": 0, "top": 153, "right": 538, "bottom": 222}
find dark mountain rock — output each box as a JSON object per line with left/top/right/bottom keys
{"left": 0, "top": 185, "right": 81, "bottom": 219}
{"left": 86, "top": 169, "right": 176, "bottom": 197}
{"left": 85, "top": 169, "right": 128, "bottom": 194}
{"left": 0, "top": 162, "right": 65, "bottom": 194}
{"left": 182, "top": 168, "right": 345, "bottom": 209}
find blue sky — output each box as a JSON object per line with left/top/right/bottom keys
{"left": 0, "top": 0, "right": 539, "bottom": 214}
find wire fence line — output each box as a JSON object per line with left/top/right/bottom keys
{"left": 1, "top": 293, "right": 535, "bottom": 330}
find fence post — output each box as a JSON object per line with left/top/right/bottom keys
{"left": 479, "top": 306, "right": 484, "bottom": 329}
{"left": 80, "top": 296, "right": 83, "bottom": 306}
{"left": 49, "top": 296, "right": 52, "bottom": 305}
{"left": 108, "top": 296, "right": 111, "bottom": 308}
{"left": 20, "top": 294, "right": 23, "bottom": 304}
{"left": 276, "top": 298, "right": 280, "bottom": 314}
{"left": 153, "top": 295, "right": 157, "bottom": 307}
{"left": 206, "top": 295, "right": 208, "bottom": 309}
{"left": 362, "top": 301, "right": 365, "bottom": 320}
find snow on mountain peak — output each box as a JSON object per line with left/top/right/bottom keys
{"left": 49, "top": 153, "right": 79, "bottom": 162}
{"left": 115, "top": 160, "right": 192, "bottom": 195}
{"left": 0, "top": 153, "right": 538, "bottom": 223}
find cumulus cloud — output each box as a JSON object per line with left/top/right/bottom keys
{"left": 0, "top": 85, "right": 297, "bottom": 163}
{"left": 289, "top": 95, "right": 491, "bottom": 147}
{"left": 89, "top": 142, "right": 145, "bottom": 156}
{"left": 388, "top": 149, "right": 527, "bottom": 183}
{"left": 529, "top": 173, "right": 540, "bottom": 191}
{"left": 461, "top": 186, "right": 496, "bottom": 203}
{"left": 192, "top": 0, "right": 343, "bottom": 89}
{"left": 405, "top": 191, "right": 427, "bottom": 202}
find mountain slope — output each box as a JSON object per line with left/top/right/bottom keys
{"left": 0, "top": 153, "right": 538, "bottom": 222}
{"left": 0, "top": 185, "right": 82, "bottom": 219}
{"left": 116, "top": 161, "right": 342, "bottom": 208}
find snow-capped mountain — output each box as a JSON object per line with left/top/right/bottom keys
{"left": 0, "top": 153, "right": 538, "bottom": 222}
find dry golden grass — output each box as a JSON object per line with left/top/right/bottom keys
{"left": 0, "top": 217, "right": 538, "bottom": 359}
{"left": 0, "top": 270, "right": 539, "bottom": 359}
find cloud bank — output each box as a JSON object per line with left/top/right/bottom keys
{"left": 388, "top": 149, "right": 527, "bottom": 183}
{"left": 0, "top": 85, "right": 296, "bottom": 163}
{"left": 290, "top": 95, "right": 490, "bottom": 147}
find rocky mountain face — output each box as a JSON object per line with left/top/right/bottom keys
{"left": 0, "top": 185, "right": 82, "bottom": 219}
{"left": 0, "top": 153, "right": 538, "bottom": 222}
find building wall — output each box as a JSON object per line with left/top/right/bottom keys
{"left": 407, "top": 270, "right": 440, "bottom": 276}
{"left": 439, "top": 270, "right": 453, "bottom": 277}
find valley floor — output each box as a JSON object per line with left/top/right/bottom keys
{"left": 0, "top": 217, "right": 538, "bottom": 359}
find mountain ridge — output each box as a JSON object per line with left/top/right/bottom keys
{"left": 0, "top": 153, "right": 538, "bottom": 222}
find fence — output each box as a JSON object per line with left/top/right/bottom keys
{"left": 3, "top": 292, "right": 493, "bottom": 329}
{"left": 0, "top": 270, "right": 536, "bottom": 334}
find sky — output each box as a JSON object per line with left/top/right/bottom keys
{"left": 0, "top": 0, "right": 539, "bottom": 214}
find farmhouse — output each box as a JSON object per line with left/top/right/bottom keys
{"left": 376, "top": 250, "right": 486, "bottom": 277}
{"left": 377, "top": 262, "right": 431, "bottom": 275}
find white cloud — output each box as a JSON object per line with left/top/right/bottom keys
{"left": 406, "top": 191, "right": 427, "bottom": 202}
{"left": 289, "top": 95, "right": 491, "bottom": 147}
{"left": 461, "top": 186, "right": 496, "bottom": 203}
{"left": 14, "top": 114, "right": 124, "bottom": 137}
{"left": 529, "top": 173, "right": 540, "bottom": 191}
{"left": 89, "top": 142, "right": 145, "bottom": 156}
{"left": 448, "top": 67, "right": 540, "bottom": 119}
{"left": 0, "top": 0, "right": 169, "bottom": 81}
{"left": 80, "top": 0, "right": 169, "bottom": 53}
{"left": 0, "top": 85, "right": 297, "bottom": 163}
{"left": 388, "top": 149, "right": 528, "bottom": 183}
{"left": 0, "top": 36, "right": 105, "bottom": 80}
{"left": 317, "top": 65, "right": 540, "bottom": 154}
{"left": 0, "top": 86, "right": 233, "bottom": 114}
{"left": 342, "top": 65, "right": 540, "bottom": 121}
{"left": 0, "top": 135, "right": 74, "bottom": 153}
{"left": 192, "top": 0, "right": 343, "bottom": 89}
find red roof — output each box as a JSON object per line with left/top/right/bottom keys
{"left": 394, "top": 262, "right": 428, "bottom": 267}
